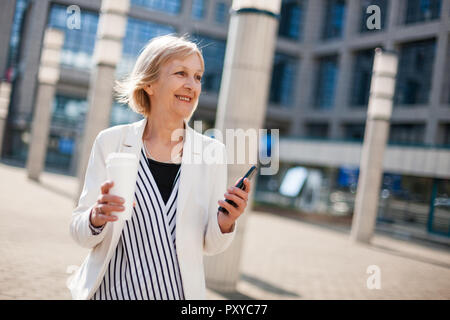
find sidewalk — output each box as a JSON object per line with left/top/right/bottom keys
{"left": 0, "top": 162, "right": 449, "bottom": 299}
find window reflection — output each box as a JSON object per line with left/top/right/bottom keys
{"left": 48, "top": 4, "right": 99, "bottom": 70}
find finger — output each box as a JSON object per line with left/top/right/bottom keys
{"left": 228, "top": 186, "right": 248, "bottom": 201}
{"left": 224, "top": 192, "right": 246, "bottom": 209}
{"left": 218, "top": 200, "right": 239, "bottom": 218}
{"left": 101, "top": 181, "right": 114, "bottom": 194}
{"left": 97, "top": 214, "right": 118, "bottom": 223}
{"left": 98, "top": 194, "right": 125, "bottom": 205}
{"left": 98, "top": 203, "right": 125, "bottom": 215}
{"left": 243, "top": 178, "right": 251, "bottom": 193}
{"left": 133, "top": 201, "right": 136, "bottom": 207}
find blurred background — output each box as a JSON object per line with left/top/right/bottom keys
{"left": 0, "top": 0, "right": 449, "bottom": 300}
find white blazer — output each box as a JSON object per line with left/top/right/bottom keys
{"left": 68, "top": 118, "right": 236, "bottom": 300}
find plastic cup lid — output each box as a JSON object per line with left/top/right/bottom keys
{"left": 106, "top": 153, "right": 137, "bottom": 165}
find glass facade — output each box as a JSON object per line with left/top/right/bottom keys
{"left": 360, "top": 0, "right": 388, "bottom": 32}
{"left": 394, "top": 39, "right": 436, "bottom": 105}
{"left": 343, "top": 123, "right": 365, "bottom": 141}
{"left": 253, "top": 162, "right": 447, "bottom": 237}
{"left": 430, "top": 179, "right": 450, "bottom": 236}
{"left": 6, "top": 0, "right": 28, "bottom": 80}
{"left": 46, "top": 95, "right": 88, "bottom": 173}
{"left": 350, "top": 49, "right": 375, "bottom": 107}
{"left": 279, "top": 0, "right": 305, "bottom": 40}
{"left": 405, "top": 0, "right": 441, "bottom": 24}
{"left": 215, "top": 2, "right": 229, "bottom": 24}
{"left": 191, "top": 0, "right": 206, "bottom": 20}
{"left": 443, "top": 124, "right": 450, "bottom": 146}
{"left": 314, "top": 55, "right": 339, "bottom": 109}
{"left": 192, "top": 34, "right": 226, "bottom": 93}
{"left": 305, "top": 123, "right": 329, "bottom": 139}
{"left": 48, "top": 4, "right": 99, "bottom": 70}
{"left": 389, "top": 124, "right": 425, "bottom": 145}
{"left": 52, "top": 95, "right": 87, "bottom": 129}
{"left": 269, "top": 53, "right": 298, "bottom": 107}
{"left": 116, "top": 17, "right": 175, "bottom": 77}
{"left": 322, "top": 0, "right": 346, "bottom": 40}
{"left": 131, "top": 0, "right": 181, "bottom": 15}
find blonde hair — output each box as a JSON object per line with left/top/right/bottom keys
{"left": 115, "top": 34, "right": 204, "bottom": 117}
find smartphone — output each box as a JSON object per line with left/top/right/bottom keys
{"left": 218, "top": 165, "right": 257, "bottom": 214}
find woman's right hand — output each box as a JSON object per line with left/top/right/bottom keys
{"left": 90, "top": 181, "right": 125, "bottom": 228}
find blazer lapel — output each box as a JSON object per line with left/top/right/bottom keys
{"left": 108, "top": 118, "right": 147, "bottom": 254}
{"left": 176, "top": 121, "right": 198, "bottom": 216}
{"left": 107, "top": 118, "right": 199, "bottom": 255}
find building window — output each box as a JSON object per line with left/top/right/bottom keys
{"left": 48, "top": 4, "right": 99, "bottom": 70}
{"left": 350, "top": 49, "right": 375, "bottom": 107}
{"left": 389, "top": 124, "right": 425, "bottom": 145}
{"left": 117, "top": 18, "right": 175, "bottom": 77}
{"left": 110, "top": 103, "right": 143, "bottom": 127}
{"left": 360, "top": 0, "right": 388, "bottom": 33}
{"left": 395, "top": 39, "right": 436, "bottom": 106}
{"left": 191, "top": 0, "right": 207, "bottom": 20}
{"left": 131, "top": 0, "right": 181, "bottom": 15}
{"left": 322, "top": 0, "right": 346, "bottom": 40}
{"left": 215, "top": 2, "right": 229, "bottom": 24}
{"left": 46, "top": 95, "right": 89, "bottom": 173}
{"left": 279, "top": 0, "right": 305, "bottom": 40}
{"left": 269, "top": 53, "right": 298, "bottom": 107}
{"left": 314, "top": 55, "right": 339, "bottom": 109}
{"left": 343, "top": 124, "right": 366, "bottom": 141}
{"left": 441, "top": 124, "right": 450, "bottom": 146}
{"left": 192, "top": 34, "right": 226, "bottom": 93}
{"left": 405, "top": 0, "right": 441, "bottom": 24}
{"left": 52, "top": 95, "right": 87, "bottom": 129}
{"left": 305, "top": 123, "right": 329, "bottom": 139}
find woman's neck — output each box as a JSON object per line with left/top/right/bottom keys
{"left": 143, "top": 114, "right": 185, "bottom": 146}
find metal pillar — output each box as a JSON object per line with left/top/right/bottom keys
{"left": 350, "top": 48, "right": 398, "bottom": 243}
{"left": 204, "top": 0, "right": 282, "bottom": 292}
{"left": 26, "top": 28, "right": 64, "bottom": 181}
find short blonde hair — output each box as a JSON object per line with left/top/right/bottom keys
{"left": 115, "top": 34, "right": 204, "bottom": 117}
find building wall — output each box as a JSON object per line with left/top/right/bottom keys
{"left": 1, "top": 0, "right": 449, "bottom": 172}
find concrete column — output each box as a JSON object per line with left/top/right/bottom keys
{"left": 350, "top": 49, "right": 398, "bottom": 243}
{"left": 204, "top": 0, "right": 282, "bottom": 292}
{"left": 77, "top": 0, "right": 129, "bottom": 194}
{"left": 26, "top": 28, "right": 64, "bottom": 181}
{"left": 0, "top": 81, "right": 12, "bottom": 156}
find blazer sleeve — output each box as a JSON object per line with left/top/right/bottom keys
{"left": 70, "top": 132, "right": 110, "bottom": 249}
{"left": 203, "top": 143, "right": 237, "bottom": 256}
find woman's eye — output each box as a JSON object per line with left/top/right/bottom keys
{"left": 196, "top": 75, "right": 202, "bottom": 81}
{"left": 176, "top": 71, "right": 185, "bottom": 76}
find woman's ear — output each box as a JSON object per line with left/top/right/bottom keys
{"left": 144, "top": 84, "right": 153, "bottom": 96}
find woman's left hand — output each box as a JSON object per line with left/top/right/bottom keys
{"left": 217, "top": 178, "right": 251, "bottom": 233}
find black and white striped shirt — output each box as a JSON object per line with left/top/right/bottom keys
{"left": 92, "top": 148, "right": 184, "bottom": 300}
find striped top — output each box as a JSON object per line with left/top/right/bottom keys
{"left": 91, "top": 148, "right": 184, "bottom": 300}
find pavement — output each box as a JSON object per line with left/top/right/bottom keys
{"left": 0, "top": 162, "right": 449, "bottom": 300}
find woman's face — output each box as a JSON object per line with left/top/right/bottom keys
{"left": 145, "top": 53, "right": 204, "bottom": 121}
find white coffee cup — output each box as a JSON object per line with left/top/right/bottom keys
{"left": 105, "top": 153, "right": 138, "bottom": 220}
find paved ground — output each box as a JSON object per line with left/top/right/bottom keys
{"left": 0, "top": 162, "right": 449, "bottom": 300}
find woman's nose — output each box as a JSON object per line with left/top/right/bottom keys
{"left": 183, "top": 76, "right": 197, "bottom": 91}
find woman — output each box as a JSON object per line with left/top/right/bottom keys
{"left": 68, "top": 35, "right": 251, "bottom": 300}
